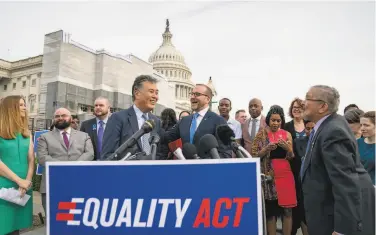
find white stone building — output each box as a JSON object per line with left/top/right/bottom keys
{"left": 0, "top": 30, "right": 175, "bottom": 129}
{"left": 149, "top": 20, "right": 195, "bottom": 114}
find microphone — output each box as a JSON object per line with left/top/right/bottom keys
{"left": 148, "top": 133, "right": 160, "bottom": 160}
{"left": 173, "top": 148, "right": 186, "bottom": 160}
{"left": 216, "top": 124, "right": 244, "bottom": 158}
{"left": 198, "top": 134, "right": 220, "bottom": 159}
{"left": 106, "top": 119, "right": 155, "bottom": 161}
{"left": 216, "top": 124, "right": 252, "bottom": 158}
{"left": 182, "top": 143, "right": 200, "bottom": 159}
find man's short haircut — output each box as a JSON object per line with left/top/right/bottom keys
{"left": 132, "top": 75, "right": 158, "bottom": 101}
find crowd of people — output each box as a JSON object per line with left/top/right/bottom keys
{"left": 0, "top": 74, "right": 374, "bottom": 235}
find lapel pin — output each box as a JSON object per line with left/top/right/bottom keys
{"left": 92, "top": 124, "right": 97, "bottom": 131}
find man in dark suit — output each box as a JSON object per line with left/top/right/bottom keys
{"left": 301, "top": 85, "right": 375, "bottom": 235}
{"left": 80, "top": 97, "right": 111, "bottom": 160}
{"left": 163, "top": 84, "right": 232, "bottom": 158}
{"left": 100, "top": 75, "right": 163, "bottom": 160}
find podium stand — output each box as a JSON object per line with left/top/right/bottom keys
{"left": 46, "top": 159, "right": 263, "bottom": 235}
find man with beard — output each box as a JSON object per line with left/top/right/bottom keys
{"left": 218, "top": 98, "right": 242, "bottom": 142}
{"left": 163, "top": 84, "right": 232, "bottom": 158}
{"left": 37, "top": 108, "right": 94, "bottom": 212}
{"left": 241, "top": 98, "right": 267, "bottom": 154}
{"left": 101, "top": 75, "right": 163, "bottom": 160}
{"left": 80, "top": 97, "right": 111, "bottom": 160}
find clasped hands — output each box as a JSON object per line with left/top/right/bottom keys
{"left": 17, "top": 178, "right": 32, "bottom": 198}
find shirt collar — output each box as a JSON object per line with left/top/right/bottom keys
{"left": 96, "top": 116, "right": 109, "bottom": 125}
{"left": 196, "top": 106, "right": 209, "bottom": 118}
{"left": 59, "top": 127, "right": 71, "bottom": 135}
{"left": 313, "top": 114, "right": 331, "bottom": 135}
{"left": 251, "top": 115, "right": 261, "bottom": 121}
{"left": 133, "top": 104, "right": 149, "bottom": 120}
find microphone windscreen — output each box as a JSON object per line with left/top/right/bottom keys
{"left": 182, "top": 143, "right": 197, "bottom": 159}
{"left": 216, "top": 124, "right": 235, "bottom": 145}
{"left": 198, "top": 134, "right": 219, "bottom": 154}
{"left": 143, "top": 119, "right": 155, "bottom": 132}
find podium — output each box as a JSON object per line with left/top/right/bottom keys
{"left": 46, "top": 159, "right": 263, "bottom": 235}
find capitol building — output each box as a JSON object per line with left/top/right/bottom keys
{"left": 0, "top": 20, "right": 217, "bottom": 129}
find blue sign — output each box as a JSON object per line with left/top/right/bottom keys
{"left": 34, "top": 130, "right": 49, "bottom": 175}
{"left": 46, "top": 159, "right": 262, "bottom": 235}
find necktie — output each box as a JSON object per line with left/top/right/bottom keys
{"left": 62, "top": 131, "right": 69, "bottom": 149}
{"left": 97, "top": 120, "right": 104, "bottom": 156}
{"left": 142, "top": 114, "right": 151, "bottom": 155}
{"left": 300, "top": 128, "right": 316, "bottom": 178}
{"left": 250, "top": 119, "right": 258, "bottom": 141}
{"left": 190, "top": 113, "right": 200, "bottom": 144}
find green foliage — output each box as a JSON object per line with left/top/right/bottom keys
{"left": 32, "top": 162, "right": 42, "bottom": 191}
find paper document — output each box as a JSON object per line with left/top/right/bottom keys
{"left": 0, "top": 187, "right": 31, "bottom": 206}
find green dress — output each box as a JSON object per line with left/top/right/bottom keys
{"left": 0, "top": 133, "right": 33, "bottom": 235}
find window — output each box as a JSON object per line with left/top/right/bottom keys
{"left": 13, "top": 83, "right": 16, "bottom": 89}
{"left": 32, "top": 79, "right": 36, "bottom": 86}
{"left": 22, "top": 81, "right": 26, "bottom": 88}
{"left": 3, "top": 85, "right": 7, "bottom": 91}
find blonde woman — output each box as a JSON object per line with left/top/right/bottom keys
{"left": 0, "top": 95, "right": 34, "bottom": 235}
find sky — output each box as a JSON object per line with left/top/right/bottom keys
{"left": 0, "top": 1, "right": 374, "bottom": 118}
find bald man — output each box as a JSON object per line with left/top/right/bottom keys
{"left": 241, "top": 98, "right": 267, "bottom": 154}
{"left": 37, "top": 108, "right": 94, "bottom": 212}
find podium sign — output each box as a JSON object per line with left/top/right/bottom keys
{"left": 46, "top": 159, "right": 262, "bottom": 235}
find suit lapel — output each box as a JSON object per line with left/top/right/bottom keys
{"left": 244, "top": 118, "right": 252, "bottom": 141}
{"left": 182, "top": 115, "right": 194, "bottom": 142}
{"left": 69, "top": 129, "right": 76, "bottom": 149}
{"left": 193, "top": 111, "right": 213, "bottom": 142}
{"left": 54, "top": 129, "right": 67, "bottom": 150}
{"left": 128, "top": 106, "right": 142, "bottom": 149}
{"left": 301, "top": 114, "right": 334, "bottom": 181}
{"left": 90, "top": 118, "right": 98, "bottom": 148}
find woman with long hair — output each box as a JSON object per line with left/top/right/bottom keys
{"left": 0, "top": 95, "right": 34, "bottom": 235}
{"left": 251, "top": 105, "right": 296, "bottom": 235}
{"left": 161, "top": 108, "right": 177, "bottom": 131}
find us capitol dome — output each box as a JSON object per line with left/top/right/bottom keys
{"left": 149, "top": 19, "right": 195, "bottom": 113}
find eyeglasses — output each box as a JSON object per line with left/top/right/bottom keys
{"left": 305, "top": 98, "right": 326, "bottom": 103}
{"left": 54, "top": 114, "right": 69, "bottom": 119}
{"left": 189, "top": 92, "right": 208, "bottom": 97}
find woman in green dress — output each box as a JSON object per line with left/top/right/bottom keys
{"left": 0, "top": 95, "right": 34, "bottom": 235}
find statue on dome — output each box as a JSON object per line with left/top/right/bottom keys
{"left": 166, "top": 19, "right": 170, "bottom": 30}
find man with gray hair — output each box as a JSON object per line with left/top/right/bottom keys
{"left": 301, "top": 85, "right": 375, "bottom": 235}
{"left": 101, "top": 75, "right": 163, "bottom": 160}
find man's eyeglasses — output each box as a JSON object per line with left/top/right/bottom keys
{"left": 305, "top": 98, "right": 326, "bottom": 103}
{"left": 54, "top": 114, "right": 69, "bottom": 119}
{"left": 189, "top": 92, "right": 208, "bottom": 97}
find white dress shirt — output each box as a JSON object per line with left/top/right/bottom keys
{"left": 59, "top": 127, "right": 71, "bottom": 141}
{"left": 194, "top": 106, "right": 210, "bottom": 128}
{"left": 248, "top": 115, "right": 262, "bottom": 137}
{"left": 227, "top": 118, "right": 242, "bottom": 139}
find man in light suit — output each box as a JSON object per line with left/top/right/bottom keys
{"left": 241, "top": 98, "right": 267, "bottom": 154}
{"left": 301, "top": 85, "right": 375, "bottom": 235}
{"left": 37, "top": 108, "right": 94, "bottom": 212}
{"left": 101, "top": 75, "right": 163, "bottom": 160}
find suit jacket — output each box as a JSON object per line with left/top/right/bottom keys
{"left": 80, "top": 117, "right": 99, "bottom": 160}
{"left": 163, "top": 111, "right": 232, "bottom": 158}
{"left": 301, "top": 114, "right": 375, "bottom": 235}
{"left": 100, "top": 106, "right": 163, "bottom": 160}
{"left": 241, "top": 116, "right": 267, "bottom": 155}
{"left": 37, "top": 128, "right": 94, "bottom": 193}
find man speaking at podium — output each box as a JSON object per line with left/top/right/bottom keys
{"left": 163, "top": 84, "right": 232, "bottom": 158}
{"left": 100, "top": 75, "right": 163, "bottom": 160}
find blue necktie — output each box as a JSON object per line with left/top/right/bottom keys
{"left": 190, "top": 113, "right": 200, "bottom": 144}
{"left": 300, "top": 128, "right": 315, "bottom": 178}
{"left": 97, "top": 120, "right": 104, "bottom": 156}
